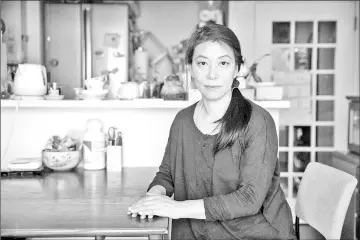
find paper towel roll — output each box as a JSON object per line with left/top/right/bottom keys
{"left": 134, "top": 48, "right": 149, "bottom": 81}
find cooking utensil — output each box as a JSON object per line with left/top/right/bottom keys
{"left": 108, "top": 127, "right": 117, "bottom": 146}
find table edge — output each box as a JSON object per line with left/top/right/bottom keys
{"left": 1, "top": 228, "right": 169, "bottom": 237}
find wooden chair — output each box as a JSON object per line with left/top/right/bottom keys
{"left": 294, "top": 162, "right": 358, "bottom": 239}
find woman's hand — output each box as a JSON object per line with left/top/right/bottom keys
{"left": 128, "top": 194, "right": 184, "bottom": 219}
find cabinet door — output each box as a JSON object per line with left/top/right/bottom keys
{"left": 44, "top": 3, "right": 82, "bottom": 99}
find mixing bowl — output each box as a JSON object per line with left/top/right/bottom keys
{"left": 42, "top": 150, "right": 81, "bottom": 171}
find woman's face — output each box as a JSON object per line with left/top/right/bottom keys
{"left": 190, "top": 41, "right": 238, "bottom": 101}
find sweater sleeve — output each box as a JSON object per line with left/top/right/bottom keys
{"left": 147, "top": 118, "right": 178, "bottom": 197}
{"left": 203, "top": 113, "right": 278, "bottom": 221}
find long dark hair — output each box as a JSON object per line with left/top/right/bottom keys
{"left": 185, "top": 23, "right": 252, "bottom": 155}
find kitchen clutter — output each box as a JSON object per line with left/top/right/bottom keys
{"left": 37, "top": 119, "right": 123, "bottom": 172}
{"left": 44, "top": 82, "right": 65, "bottom": 100}
{"left": 1, "top": 67, "right": 13, "bottom": 100}
{"left": 116, "top": 80, "right": 163, "bottom": 100}
{"left": 2, "top": 27, "right": 191, "bottom": 102}
{"left": 43, "top": 135, "right": 82, "bottom": 171}
{"left": 1, "top": 18, "right": 12, "bottom": 100}
{"left": 82, "top": 119, "right": 123, "bottom": 171}
{"left": 4, "top": 158, "right": 43, "bottom": 173}
{"left": 76, "top": 76, "right": 109, "bottom": 101}
{"left": 12, "top": 64, "right": 48, "bottom": 100}
{"left": 237, "top": 53, "right": 284, "bottom": 101}
{"left": 160, "top": 75, "right": 186, "bottom": 100}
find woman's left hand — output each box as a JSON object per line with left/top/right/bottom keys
{"left": 128, "top": 195, "right": 183, "bottom": 219}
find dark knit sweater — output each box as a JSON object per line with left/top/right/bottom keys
{"left": 148, "top": 101, "right": 296, "bottom": 240}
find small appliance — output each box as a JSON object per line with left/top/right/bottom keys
{"left": 13, "top": 64, "right": 47, "bottom": 99}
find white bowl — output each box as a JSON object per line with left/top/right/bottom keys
{"left": 84, "top": 77, "right": 105, "bottom": 91}
{"left": 80, "top": 89, "right": 108, "bottom": 101}
{"left": 44, "top": 95, "right": 65, "bottom": 100}
{"left": 42, "top": 151, "right": 81, "bottom": 171}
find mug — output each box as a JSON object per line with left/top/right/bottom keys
{"left": 85, "top": 77, "right": 105, "bottom": 91}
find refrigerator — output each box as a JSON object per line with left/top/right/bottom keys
{"left": 44, "top": 2, "right": 130, "bottom": 99}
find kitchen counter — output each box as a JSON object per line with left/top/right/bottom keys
{"left": 0, "top": 99, "right": 290, "bottom": 168}
{"left": 1, "top": 167, "right": 169, "bottom": 239}
{"left": 0, "top": 99, "right": 291, "bottom": 109}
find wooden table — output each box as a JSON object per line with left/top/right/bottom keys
{"left": 1, "top": 167, "right": 169, "bottom": 240}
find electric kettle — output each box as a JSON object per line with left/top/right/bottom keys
{"left": 13, "top": 64, "right": 47, "bottom": 96}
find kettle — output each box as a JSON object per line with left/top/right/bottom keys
{"left": 13, "top": 64, "right": 47, "bottom": 96}
{"left": 116, "top": 82, "right": 140, "bottom": 100}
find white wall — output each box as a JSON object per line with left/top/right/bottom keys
{"left": 1, "top": 107, "right": 179, "bottom": 168}
{"left": 136, "top": 1, "right": 199, "bottom": 50}
{"left": 1, "top": 105, "right": 281, "bottom": 168}
{"left": 228, "top": 1, "right": 256, "bottom": 64}
{"left": 353, "top": 1, "right": 359, "bottom": 96}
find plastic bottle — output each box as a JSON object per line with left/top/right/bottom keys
{"left": 134, "top": 47, "right": 149, "bottom": 81}
{"left": 83, "top": 119, "right": 106, "bottom": 170}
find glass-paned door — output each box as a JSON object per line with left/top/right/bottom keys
{"left": 254, "top": 1, "right": 355, "bottom": 213}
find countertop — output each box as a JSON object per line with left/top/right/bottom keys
{"left": 1, "top": 167, "right": 169, "bottom": 239}
{"left": 0, "top": 99, "right": 291, "bottom": 109}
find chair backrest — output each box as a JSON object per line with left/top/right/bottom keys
{"left": 295, "top": 162, "right": 358, "bottom": 239}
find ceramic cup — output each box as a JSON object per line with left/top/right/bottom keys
{"left": 85, "top": 77, "right": 105, "bottom": 92}
{"left": 73, "top": 88, "right": 81, "bottom": 100}
{"left": 49, "top": 89, "right": 60, "bottom": 96}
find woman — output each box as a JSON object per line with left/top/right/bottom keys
{"left": 128, "top": 23, "right": 296, "bottom": 240}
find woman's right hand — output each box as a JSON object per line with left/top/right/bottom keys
{"left": 128, "top": 185, "right": 166, "bottom": 219}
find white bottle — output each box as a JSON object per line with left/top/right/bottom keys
{"left": 83, "top": 119, "right": 106, "bottom": 170}
{"left": 134, "top": 47, "right": 149, "bottom": 81}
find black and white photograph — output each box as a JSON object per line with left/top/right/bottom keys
{"left": 1, "top": 1, "right": 359, "bottom": 240}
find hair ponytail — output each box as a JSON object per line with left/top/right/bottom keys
{"left": 213, "top": 86, "right": 252, "bottom": 155}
